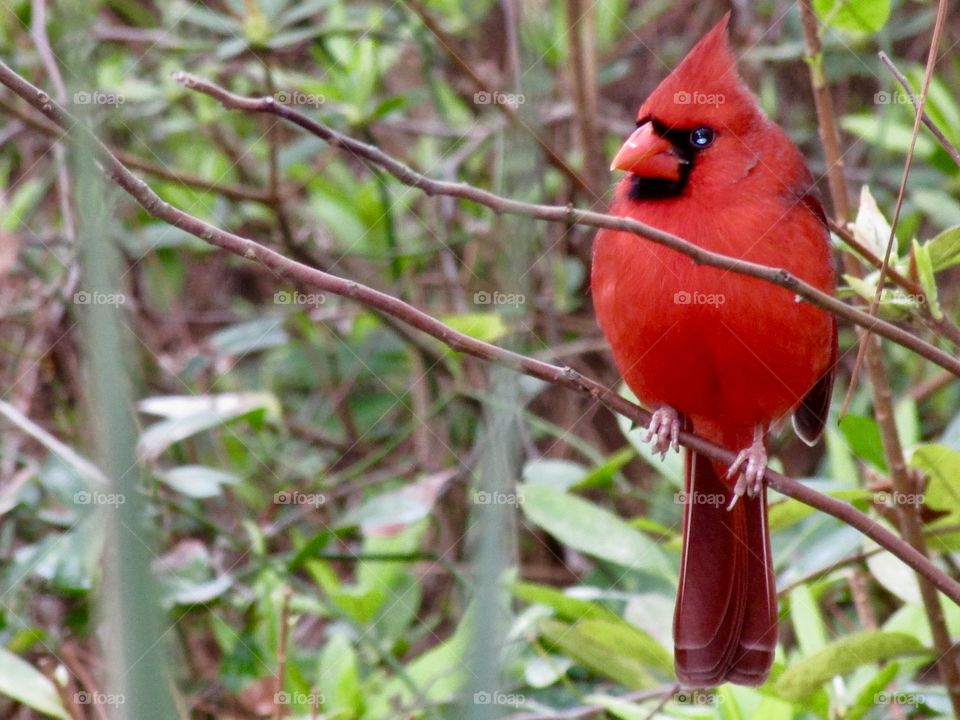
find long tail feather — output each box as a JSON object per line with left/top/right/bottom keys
{"left": 674, "top": 448, "right": 777, "bottom": 687}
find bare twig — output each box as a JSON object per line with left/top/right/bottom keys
{"left": 273, "top": 586, "right": 293, "bottom": 720}
{"left": 564, "top": 0, "right": 605, "bottom": 195}
{"left": 828, "top": 219, "right": 924, "bottom": 297}
{"left": 0, "top": 91, "right": 276, "bottom": 202}
{"left": 2, "top": 60, "right": 959, "bottom": 609}
{"left": 400, "top": 0, "right": 593, "bottom": 194}
{"left": 169, "top": 70, "right": 960, "bottom": 377}
{"left": 879, "top": 51, "right": 960, "bottom": 168}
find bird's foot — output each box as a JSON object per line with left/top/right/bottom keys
{"left": 726, "top": 428, "right": 767, "bottom": 510}
{"left": 643, "top": 406, "right": 681, "bottom": 460}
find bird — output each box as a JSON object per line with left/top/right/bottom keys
{"left": 591, "top": 13, "right": 837, "bottom": 687}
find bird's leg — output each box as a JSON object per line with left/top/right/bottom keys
{"left": 643, "top": 406, "right": 681, "bottom": 459}
{"left": 726, "top": 425, "right": 767, "bottom": 510}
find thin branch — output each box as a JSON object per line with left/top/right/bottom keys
{"left": 400, "top": 0, "right": 593, "bottom": 194}
{"left": 1, "top": 60, "right": 959, "bottom": 609}
{"left": 169, "top": 70, "right": 960, "bottom": 377}
{"left": 879, "top": 51, "right": 960, "bottom": 168}
{"left": 829, "top": 217, "right": 960, "bottom": 347}
{"left": 0, "top": 92, "right": 276, "bottom": 203}
{"left": 828, "top": 219, "right": 924, "bottom": 296}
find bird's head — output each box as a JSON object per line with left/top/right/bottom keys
{"left": 612, "top": 13, "right": 773, "bottom": 201}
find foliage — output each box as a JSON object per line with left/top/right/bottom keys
{"left": 1, "top": 0, "right": 959, "bottom": 718}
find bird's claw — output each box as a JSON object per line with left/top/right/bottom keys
{"left": 726, "top": 431, "right": 767, "bottom": 510}
{"left": 643, "top": 406, "right": 681, "bottom": 460}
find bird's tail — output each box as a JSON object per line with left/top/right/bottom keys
{"left": 673, "top": 439, "right": 777, "bottom": 687}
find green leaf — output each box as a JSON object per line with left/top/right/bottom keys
{"left": 813, "top": 0, "right": 890, "bottom": 32}
{"left": 522, "top": 459, "right": 589, "bottom": 491}
{"left": 1, "top": 177, "right": 48, "bottom": 232}
{"left": 789, "top": 585, "right": 827, "bottom": 657}
{"left": 583, "top": 693, "right": 654, "bottom": 720}
{"left": 847, "top": 662, "right": 899, "bottom": 720}
{"left": 137, "top": 392, "right": 281, "bottom": 461}
{"left": 513, "top": 582, "right": 619, "bottom": 623}
{"left": 524, "top": 655, "right": 573, "bottom": 689}
{"left": 209, "top": 317, "right": 289, "bottom": 357}
{"left": 926, "top": 225, "right": 960, "bottom": 271}
{"left": 912, "top": 443, "right": 960, "bottom": 512}
{"left": 838, "top": 415, "right": 887, "bottom": 471}
{"left": 319, "top": 634, "right": 363, "bottom": 717}
{"left": 913, "top": 188, "right": 960, "bottom": 231}
{"left": 578, "top": 447, "right": 634, "bottom": 489}
{"left": 157, "top": 465, "right": 240, "bottom": 498}
{"left": 440, "top": 312, "right": 509, "bottom": 343}
{"left": 912, "top": 238, "right": 943, "bottom": 319}
{"left": 867, "top": 547, "right": 921, "bottom": 605}
{"left": 841, "top": 115, "right": 935, "bottom": 157}
{"left": 0, "top": 648, "right": 68, "bottom": 719}
{"left": 519, "top": 484, "right": 673, "bottom": 579}
{"left": 776, "top": 631, "right": 926, "bottom": 700}
{"left": 769, "top": 489, "right": 873, "bottom": 531}
{"left": 751, "top": 695, "right": 795, "bottom": 720}
{"left": 852, "top": 185, "right": 893, "bottom": 260}
{"left": 539, "top": 618, "right": 672, "bottom": 688}
{"left": 365, "top": 607, "right": 472, "bottom": 717}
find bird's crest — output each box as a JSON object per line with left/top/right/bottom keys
{"left": 638, "top": 13, "right": 761, "bottom": 131}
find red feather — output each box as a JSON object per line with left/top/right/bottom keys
{"left": 592, "top": 14, "right": 837, "bottom": 687}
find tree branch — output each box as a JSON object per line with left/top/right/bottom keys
{"left": 167, "top": 70, "right": 960, "bottom": 377}
{"left": 1, "top": 58, "right": 959, "bottom": 608}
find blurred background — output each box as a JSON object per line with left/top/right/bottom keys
{"left": 1, "top": 0, "right": 960, "bottom": 718}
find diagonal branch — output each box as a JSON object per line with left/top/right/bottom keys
{"left": 1, "top": 58, "right": 959, "bottom": 608}
{"left": 167, "top": 70, "right": 960, "bottom": 377}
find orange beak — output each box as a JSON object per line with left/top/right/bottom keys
{"left": 610, "top": 122, "right": 682, "bottom": 181}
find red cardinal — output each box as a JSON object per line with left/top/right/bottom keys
{"left": 592, "top": 15, "right": 837, "bottom": 687}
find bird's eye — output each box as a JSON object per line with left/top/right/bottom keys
{"left": 689, "top": 127, "right": 715, "bottom": 148}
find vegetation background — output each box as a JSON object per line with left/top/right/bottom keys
{"left": 1, "top": 0, "right": 960, "bottom": 718}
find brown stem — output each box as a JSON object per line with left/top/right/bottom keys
{"left": 866, "top": 333, "right": 960, "bottom": 708}
{"left": 564, "top": 0, "right": 605, "bottom": 196}
{"left": 800, "top": 2, "right": 960, "bottom": 713}
{"left": 879, "top": 51, "right": 960, "bottom": 168}
{"left": 168, "top": 70, "right": 960, "bottom": 377}
{"left": 400, "top": 0, "right": 593, "bottom": 194}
